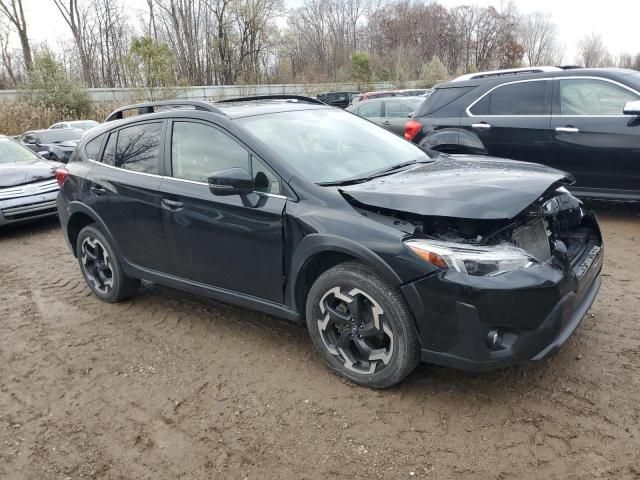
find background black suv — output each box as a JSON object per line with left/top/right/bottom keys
{"left": 405, "top": 67, "right": 640, "bottom": 201}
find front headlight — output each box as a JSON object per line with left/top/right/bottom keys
{"left": 405, "top": 239, "right": 537, "bottom": 276}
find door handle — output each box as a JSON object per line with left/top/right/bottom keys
{"left": 90, "top": 185, "right": 107, "bottom": 195}
{"left": 382, "top": 120, "right": 391, "bottom": 125}
{"left": 161, "top": 198, "right": 184, "bottom": 211}
{"left": 556, "top": 126, "right": 580, "bottom": 133}
{"left": 472, "top": 123, "right": 491, "bottom": 130}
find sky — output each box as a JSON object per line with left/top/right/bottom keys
{"left": 17, "top": 0, "right": 640, "bottom": 65}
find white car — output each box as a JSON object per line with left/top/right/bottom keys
{"left": 49, "top": 120, "right": 100, "bottom": 131}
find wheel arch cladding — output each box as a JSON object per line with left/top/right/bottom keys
{"left": 288, "top": 234, "right": 404, "bottom": 319}
{"left": 67, "top": 212, "right": 96, "bottom": 256}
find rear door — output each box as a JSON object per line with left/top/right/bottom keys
{"left": 354, "top": 100, "right": 384, "bottom": 127}
{"left": 551, "top": 77, "right": 640, "bottom": 194}
{"left": 382, "top": 99, "right": 419, "bottom": 135}
{"left": 159, "top": 120, "right": 286, "bottom": 303}
{"left": 86, "top": 121, "right": 171, "bottom": 272}
{"left": 459, "top": 79, "right": 552, "bottom": 163}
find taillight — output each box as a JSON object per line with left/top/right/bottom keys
{"left": 55, "top": 168, "right": 69, "bottom": 187}
{"left": 404, "top": 120, "right": 422, "bottom": 141}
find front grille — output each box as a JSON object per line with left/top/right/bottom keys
{"left": 0, "top": 179, "right": 59, "bottom": 200}
{"left": 1, "top": 200, "right": 58, "bottom": 220}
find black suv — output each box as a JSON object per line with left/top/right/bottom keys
{"left": 405, "top": 67, "right": 640, "bottom": 201}
{"left": 56, "top": 96, "right": 603, "bottom": 388}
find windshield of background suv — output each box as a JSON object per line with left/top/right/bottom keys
{"left": 237, "top": 109, "right": 431, "bottom": 184}
{"left": 0, "top": 137, "right": 40, "bottom": 164}
{"left": 37, "top": 129, "right": 84, "bottom": 143}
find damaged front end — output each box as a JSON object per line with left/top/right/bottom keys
{"left": 346, "top": 186, "right": 602, "bottom": 280}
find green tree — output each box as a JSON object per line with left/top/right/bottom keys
{"left": 420, "top": 56, "right": 449, "bottom": 88}
{"left": 350, "top": 52, "right": 372, "bottom": 88}
{"left": 22, "top": 50, "right": 91, "bottom": 117}
{"left": 125, "top": 36, "right": 175, "bottom": 101}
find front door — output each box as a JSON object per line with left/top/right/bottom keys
{"left": 459, "top": 79, "right": 552, "bottom": 163}
{"left": 159, "top": 120, "right": 286, "bottom": 303}
{"left": 382, "top": 99, "right": 416, "bottom": 135}
{"left": 551, "top": 77, "right": 640, "bottom": 194}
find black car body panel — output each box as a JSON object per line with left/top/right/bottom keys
{"left": 340, "top": 156, "right": 573, "bottom": 220}
{"left": 20, "top": 129, "right": 83, "bottom": 163}
{"left": 57, "top": 99, "right": 603, "bottom": 372}
{"left": 410, "top": 68, "right": 640, "bottom": 200}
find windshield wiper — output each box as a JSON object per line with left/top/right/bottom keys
{"left": 318, "top": 158, "right": 430, "bottom": 186}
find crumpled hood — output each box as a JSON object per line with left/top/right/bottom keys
{"left": 0, "top": 159, "right": 62, "bottom": 188}
{"left": 339, "top": 155, "right": 574, "bottom": 220}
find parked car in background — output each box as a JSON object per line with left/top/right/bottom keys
{"left": 316, "top": 91, "right": 360, "bottom": 109}
{"left": 397, "top": 88, "right": 434, "bottom": 97}
{"left": 56, "top": 96, "right": 602, "bottom": 388}
{"left": 49, "top": 120, "right": 100, "bottom": 131}
{"left": 0, "top": 136, "right": 61, "bottom": 227}
{"left": 349, "top": 90, "right": 408, "bottom": 105}
{"left": 19, "top": 128, "right": 84, "bottom": 163}
{"left": 347, "top": 96, "right": 426, "bottom": 135}
{"left": 405, "top": 66, "right": 640, "bottom": 201}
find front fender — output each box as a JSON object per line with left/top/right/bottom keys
{"left": 286, "top": 233, "right": 404, "bottom": 309}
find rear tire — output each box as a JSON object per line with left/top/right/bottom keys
{"left": 305, "top": 261, "right": 420, "bottom": 388}
{"left": 76, "top": 225, "right": 139, "bottom": 303}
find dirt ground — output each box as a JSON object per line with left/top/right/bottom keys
{"left": 0, "top": 203, "right": 639, "bottom": 480}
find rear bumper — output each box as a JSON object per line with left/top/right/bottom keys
{"left": 401, "top": 238, "right": 603, "bottom": 372}
{"left": 0, "top": 191, "right": 59, "bottom": 226}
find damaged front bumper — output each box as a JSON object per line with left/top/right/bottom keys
{"left": 400, "top": 215, "right": 604, "bottom": 371}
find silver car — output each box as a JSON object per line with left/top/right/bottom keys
{"left": 0, "top": 136, "right": 61, "bottom": 227}
{"left": 346, "top": 96, "right": 427, "bottom": 136}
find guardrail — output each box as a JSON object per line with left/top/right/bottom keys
{"left": 0, "top": 80, "right": 424, "bottom": 103}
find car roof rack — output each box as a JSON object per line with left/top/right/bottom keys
{"left": 105, "top": 100, "right": 226, "bottom": 122}
{"left": 451, "top": 66, "right": 563, "bottom": 82}
{"left": 216, "top": 95, "right": 326, "bottom": 105}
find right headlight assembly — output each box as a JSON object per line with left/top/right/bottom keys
{"left": 404, "top": 239, "right": 538, "bottom": 277}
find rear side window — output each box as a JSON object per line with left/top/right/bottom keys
{"left": 418, "top": 86, "right": 474, "bottom": 116}
{"left": 559, "top": 79, "right": 639, "bottom": 115}
{"left": 84, "top": 134, "right": 104, "bottom": 161}
{"left": 358, "top": 101, "right": 382, "bottom": 118}
{"left": 470, "top": 81, "right": 548, "bottom": 116}
{"left": 114, "top": 122, "right": 162, "bottom": 174}
{"left": 385, "top": 100, "right": 414, "bottom": 118}
{"left": 171, "top": 121, "right": 249, "bottom": 183}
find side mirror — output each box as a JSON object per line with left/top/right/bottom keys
{"left": 38, "top": 151, "right": 51, "bottom": 159}
{"left": 623, "top": 100, "right": 640, "bottom": 116}
{"left": 208, "top": 167, "right": 253, "bottom": 196}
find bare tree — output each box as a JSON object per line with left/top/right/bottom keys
{"left": 577, "top": 32, "right": 609, "bottom": 68}
{"left": 52, "top": 0, "right": 93, "bottom": 85}
{"left": 0, "top": 0, "right": 31, "bottom": 70}
{"left": 519, "top": 11, "right": 558, "bottom": 66}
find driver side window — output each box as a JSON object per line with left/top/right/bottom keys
{"left": 171, "top": 121, "right": 249, "bottom": 183}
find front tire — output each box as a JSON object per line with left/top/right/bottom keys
{"left": 76, "top": 225, "right": 139, "bottom": 303}
{"left": 306, "top": 262, "right": 420, "bottom": 388}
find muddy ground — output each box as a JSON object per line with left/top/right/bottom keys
{"left": 0, "top": 203, "right": 639, "bottom": 480}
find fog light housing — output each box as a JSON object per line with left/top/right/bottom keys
{"left": 486, "top": 329, "right": 502, "bottom": 349}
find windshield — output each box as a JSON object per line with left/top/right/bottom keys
{"left": 0, "top": 137, "right": 40, "bottom": 164}
{"left": 37, "top": 129, "right": 84, "bottom": 143}
{"left": 237, "top": 109, "right": 430, "bottom": 184}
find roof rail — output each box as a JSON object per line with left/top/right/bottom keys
{"left": 105, "top": 100, "right": 226, "bottom": 122}
{"left": 451, "top": 66, "right": 563, "bottom": 82}
{"left": 216, "top": 94, "right": 326, "bottom": 105}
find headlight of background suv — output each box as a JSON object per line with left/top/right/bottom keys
{"left": 405, "top": 239, "right": 538, "bottom": 277}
